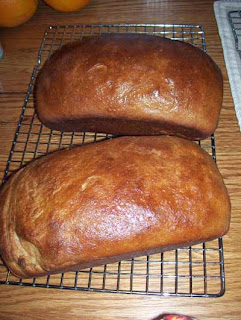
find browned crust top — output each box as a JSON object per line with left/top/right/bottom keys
{"left": 35, "top": 34, "right": 223, "bottom": 138}
{"left": 0, "top": 136, "right": 230, "bottom": 278}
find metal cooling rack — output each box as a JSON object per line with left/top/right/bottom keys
{"left": 228, "top": 11, "right": 241, "bottom": 58}
{"left": 0, "top": 24, "right": 225, "bottom": 297}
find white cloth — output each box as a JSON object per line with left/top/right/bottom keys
{"left": 214, "top": 0, "right": 241, "bottom": 130}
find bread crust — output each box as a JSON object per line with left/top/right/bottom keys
{"left": 35, "top": 34, "right": 223, "bottom": 139}
{"left": 0, "top": 136, "right": 230, "bottom": 278}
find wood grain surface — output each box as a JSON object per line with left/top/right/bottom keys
{"left": 0, "top": 0, "right": 241, "bottom": 319}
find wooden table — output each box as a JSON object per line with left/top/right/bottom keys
{"left": 0, "top": 1, "right": 240, "bottom": 319}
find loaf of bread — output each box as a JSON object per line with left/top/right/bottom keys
{"left": 35, "top": 34, "right": 223, "bottom": 140}
{"left": 0, "top": 136, "right": 230, "bottom": 278}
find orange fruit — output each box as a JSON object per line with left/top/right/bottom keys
{"left": 43, "top": 0, "right": 90, "bottom": 12}
{"left": 0, "top": 0, "right": 38, "bottom": 27}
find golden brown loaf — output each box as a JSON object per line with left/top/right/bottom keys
{"left": 0, "top": 136, "right": 230, "bottom": 278}
{"left": 35, "top": 34, "right": 223, "bottom": 140}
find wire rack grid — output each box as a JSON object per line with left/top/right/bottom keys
{"left": 0, "top": 24, "right": 225, "bottom": 297}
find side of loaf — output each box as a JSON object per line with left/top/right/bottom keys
{"left": 35, "top": 34, "right": 223, "bottom": 140}
{"left": 0, "top": 136, "right": 230, "bottom": 278}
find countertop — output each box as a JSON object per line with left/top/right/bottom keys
{"left": 0, "top": 1, "right": 241, "bottom": 319}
